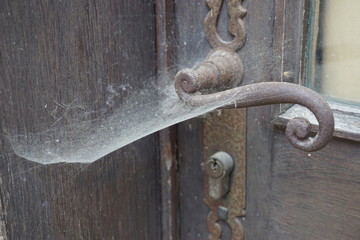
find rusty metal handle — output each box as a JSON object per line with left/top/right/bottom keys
{"left": 175, "top": 80, "right": 334, "bottom": 152}
{"left": 174, "top": 0, "right": 334, "bottom": 153}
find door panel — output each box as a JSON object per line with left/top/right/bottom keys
{"left": 269, "top": 132, "right": 360, "bottom": 239}
{"left": 0, "top": 0, "right": 160, "bottom": 239}
{"left": 175, "top": 0, "right": 210, "bottom": 238}
{"left": 2, "top": 0, "right": 359, "bottom": 239}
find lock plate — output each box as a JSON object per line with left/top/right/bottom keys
{"left": 203, "top": 109, "right": 246, "bottom": 240}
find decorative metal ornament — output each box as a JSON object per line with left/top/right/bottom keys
{"left": 204, "top": 0, "right": 247, "bottom": 51}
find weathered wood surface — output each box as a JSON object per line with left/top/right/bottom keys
{"left": 156, "top": 0, "right": 179, "bottom": 239}
{"left": 244, "top": 0, "right": 310, "bottom": 238}
{"left": 175, "top": 0, "right": 211, "bottom": 239}
{"left": 246, "top": 0, "right": 360, "bottom": 239}
{"left": 242, "top": 0, "right": 279, "bottom": 238}
{"left": 269, "top": 130, "right": 360, "bottom": 240}
{"left": 0, "top": 0, "right": 160, "bottom": 239}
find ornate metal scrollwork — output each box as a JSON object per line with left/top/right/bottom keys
{"left": 204, "top": 0, "right": 247, "bottom": 50}
{"left": 174, "top": 0, "right": 334, "bottom": 239}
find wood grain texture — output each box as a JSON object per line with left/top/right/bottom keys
{"left": 269, "top": 130, "right": 360, "bottom": 240}
{"left": 177, "top": 119, "right": 208, "bottom": 239}
{"left": 0, "top": 0, "right": 160, "bottom": 239}
{"left": 247, "top": 1, "right": 360, "bottom": 239}
{"left": 242, "top": 0, "right": 277, "bottom": 238}
{"left": 155, "top": 0, "right": 179, "bottom": 239}
{"left": 175, "top": 0, "right": 211, "bottom": 239}
{"left": 243, "top": 0, "right": 312, "bottom": 238}
{"left": 280, "top": 0, "right": 306, "bottom": 85}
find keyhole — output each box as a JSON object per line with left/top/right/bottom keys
{"left": 206, "top": 159, "right": 223, "bottom": 178}
{"left": 212, "top": 160, "right": 218, "bottom": 172}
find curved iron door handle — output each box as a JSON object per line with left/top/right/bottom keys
{"left": 175, "top": 80, "right": 334, "bottom": 152}
{"left": 174, "top": 0, "right": 334, "bottom": 153}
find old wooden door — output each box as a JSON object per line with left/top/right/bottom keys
{"left": 1, "top": 0, "right": 360, "bottom": 240}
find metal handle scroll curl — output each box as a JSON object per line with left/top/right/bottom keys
{"left": 175, "top": 80, "right": 334, "bottom": 152}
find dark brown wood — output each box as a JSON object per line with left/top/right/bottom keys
{"left": 175, "top": 0, "right": 211, "bottom": 239}
{"left": 155, "top": 1, "right": 179, "bottom": 239}
{"left": 269, "top": 130, "right": 360, "bottom": 240}
{"left": 158, "top": 127, "right": 179, "bottom": 240}
{"left": 241, "top": 0, "right": 277, "bottom": 238}
{"left": 245, "top": 0, "right": 360, "bottom": 239}
{"left": 267, "top": 1, "right": 360, "bottom": 238}
{"left": 0, "top": 0, "right": 160, "bottom": 239}
{"left": 280, "top": 0, "right": 307, "bottom": 85}
{"left": 177, "top": 119, "right": 208, "bottom": 239}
